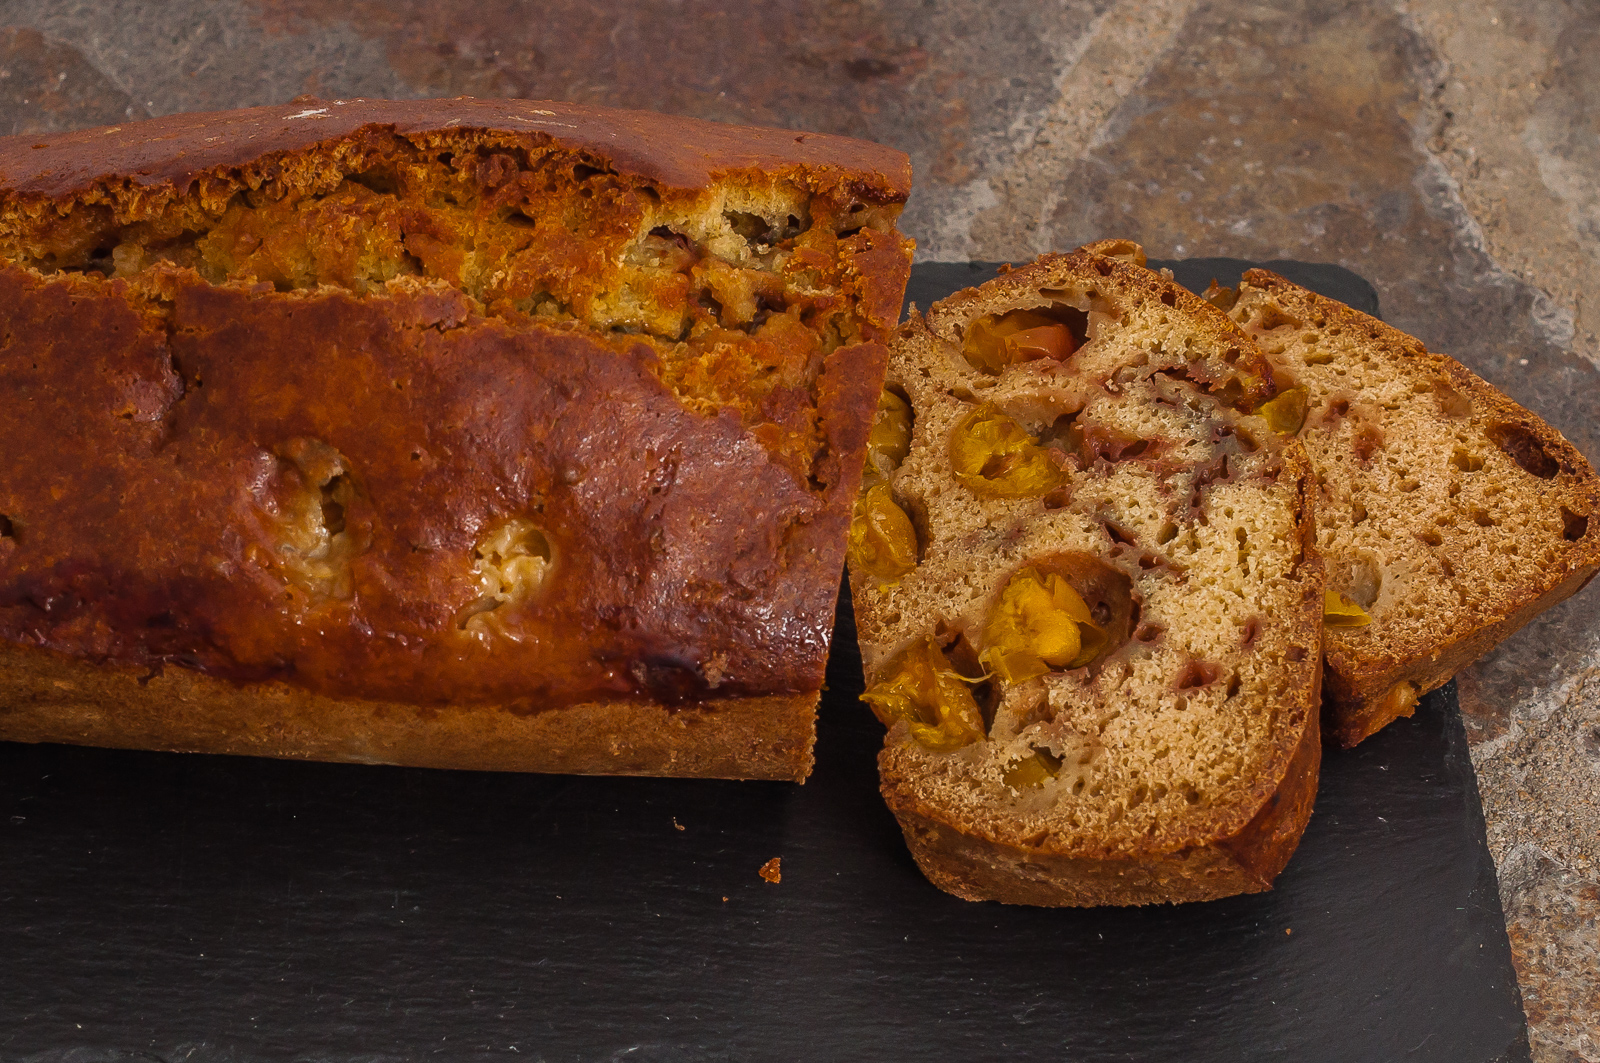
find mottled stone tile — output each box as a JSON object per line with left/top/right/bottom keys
{"left": 249, "top": 0, "right": 1109, "bottom": 259}
{"left": 1, "top": 0, "right": 412, "bottom": 115}
{"left": 0, "top": 25, "right": 138, "bottom": 135}
{"left": 1403, "top": 0, "right": 1600, "bottom": 374}
{"left": 1500, "top": 851, "right": 1600, "bottom": 1062}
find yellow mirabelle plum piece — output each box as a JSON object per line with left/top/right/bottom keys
{"left": 962, "top": 309, "right": 1078, "bottom": 373}
{"left": 949, "top": 405, "right": 1064, "bottom": 498}
{"left": 981, "top": 567, "right": 1107, "bottom": 683}
{"left": 860, "top": 639, "right": 987, "bottom": 752}
{"left": 848, "top": 484, "right": 918, "bottom": 582}
{"left": 1323, "top": 590, "right": 1373, "bottom": 627}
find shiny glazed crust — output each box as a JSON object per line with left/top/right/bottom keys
{"left": 0, "top": 99, "right": 914, "bottom": 778}
{"left": 1231, "top": 270, "right": 1600, "bottom": 747}
{"left": 853, "top": 249, "right": 1325, "bottom": 905}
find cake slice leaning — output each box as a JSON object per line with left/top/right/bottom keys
{"left": 1215, "top": 268, "right": 1600, "bottom": 747}
{"left": 847, "top": 250, "right": 1325, "bottom": 906}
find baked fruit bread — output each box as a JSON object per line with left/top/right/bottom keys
{"left": 0, "top": 98, "right": 913, "bottom": 780}
{"left": 847, "top": 247, "right": 1325, "bottom": 906}
{"left": 1213, "top": 267, "right": 1600, "bottom": 747}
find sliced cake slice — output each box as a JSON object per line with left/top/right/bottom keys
{"left": 1216, "top": 267, "right": 1600, "bottom": 746}
{"left": 848, "top": 249, "right": 1325, "bottom": 906}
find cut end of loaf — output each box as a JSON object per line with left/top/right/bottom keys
{"left": 850, "top": 248, "right": 1324, "bottom": 905}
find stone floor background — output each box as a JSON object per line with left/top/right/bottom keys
{"left": 2, "top": 1, "right": 1597, "bottom": 1058}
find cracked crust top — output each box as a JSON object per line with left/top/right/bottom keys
{"left": 0, "top": 97, "right": 912, "bottom": 205}
{"left": 0, "top": 102, "right": 913, "bottom": 720}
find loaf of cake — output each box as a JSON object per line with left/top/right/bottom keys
{"left": 1215, "top": 267, "right": 1600, "bottom": 746}
{"left": 0, "top": 98, "right": 913, "bottom": 780}
{"left": 848, "top": 248, "right": 1325, "bottom": 905}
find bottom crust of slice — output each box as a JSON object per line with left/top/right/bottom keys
{"left": 0, "top": 642, "right": 818, "bottom": 781}
{"left": 881, "top": 702, "right": 1321, "bottom": 906}
{"left": 1326, "top": 562, "right": 1599, "bottom": 747}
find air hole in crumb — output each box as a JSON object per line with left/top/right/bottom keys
{"left": 648, "top": 225, "right": 691, "bottom": 249}
{"left": 1472, "top": 509, "right": 1495, "bottom": 527}
{"left": 0, "top": 515, "right": 12, "bottom": 539}
{"left": 1134, "top": 622, "right": 1165, "bottom": 643}
{"left": 1159, "top": 288, "right": 1177, "bottom": 307}
{"left": 1347, "top": 558, "right": 1381, "bottom": 609}
{"left": 1451, "top": 448, "right": 1484, "bottom": 472}
{"left": 1435, "top": 381, "right": 1473, "bottom": 418}
{"left": 1286, "top": 646, "right": 1307, "bottom": 662}
{"left": 1105, "top": 522, "right": 1136, "bottom": 546}
{"left": 319, "top": 476, "right": 348, "bottom": 536}
{"left": 723, "top": 209, "right": 773, "bottom": 246}
{"left": 1225, "top": 673, "right": 1241, "bottom": 699}
{"left": 1418, "top": 528, "right": 1443, "bottom": 547}
{"left": 1156, "top": 521, "right": 1178, "bottom": 545}
{"left": 1487, "top": 422, "right": 1560, "bottom": 478}
{"left": 1562, "top": 507, "right": 1590, "bottom": 542}
{"left": 1176, "top": 659, "right": 1222, "bottom": 690}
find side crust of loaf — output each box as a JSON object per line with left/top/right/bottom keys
{"left": 1231, "top": 270, "right": 1600, "bottom": 746}
{"left": 0, "top": 641, "right": 816, "bottom": 780}
{"left": 0, "top": 100, "right": 914, "bottom": 779}
{"left": 852, "top": 250, "right": 1326, "bottom": 906}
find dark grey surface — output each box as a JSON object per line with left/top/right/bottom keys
{"left": 0, "top": 262, "right": 1526, "bottom": 1062}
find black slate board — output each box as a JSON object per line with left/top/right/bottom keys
{"left": 0, "top": 262, "right": 1528, "bottom": 1063}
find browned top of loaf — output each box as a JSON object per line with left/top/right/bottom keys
{"left": 0, "top": 97, "right": 912, "bottom": 204}
{"left": 0, "top": 100, "right": 911, "bottom": 711}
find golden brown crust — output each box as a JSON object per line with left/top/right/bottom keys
{"left": 0, "top": 101, "right": 913, "bottom": 779}
{"left": 0, "top": 640, "right": 815, "bottom": 780}
{"left": 1237, "top": 269, "right": 1600, "bottom": 747}
{"left": 0, "top": 269, "right": 875, "bottom": 707}
{"left": 1324, "top": 564, "right": 1596, "bottom": 746}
